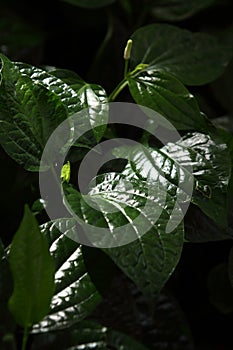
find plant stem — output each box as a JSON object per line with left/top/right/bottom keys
{"left": 21, "top": 327, "right": 29, "bottom": 350}
{"left": 124, "top": 59, "right": 129, "bottom": 78}
{"left": 108, "top": 78, "right": 128, "bottom": 102}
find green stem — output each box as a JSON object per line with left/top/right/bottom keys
{"left": 108, "top": 78, "right": 128, "bottom": 102}
{"left": 21, "top": 326, "right": 29, "bottom": 350}
{"left": 124, "top": 59, "right": 129, "bottom": 78}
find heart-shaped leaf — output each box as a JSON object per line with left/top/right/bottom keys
{"left": 63, "top": 140, "right": 187, "bottom": 297}
{"left": 33, "top": 219, "right": 102, "bottom": 332}
{"left": 130, "top": 24, "right": 231, "bottom": 86}
{"left": 128, "top": 69, "right": 208, "bottom": 130}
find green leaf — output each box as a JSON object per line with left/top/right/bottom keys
{"left": 33, "top": 219, "right": 102, "bottom": 332}
{"left": 17, "top": 63, "right": 108, "bottom": 143}
{"left": 46, "top": 68, "right": 85, "bottom": 93}
{"left": 61, "top": 0, "right": 115, "bottom": 9}
{"left": 64, "top": 141, "right": 186, "bottom": 297}
{"left": 149, "top": 0, "right": 215, "bottom": 21}
{"left": 77, "top": 84, "right": 109, "bottom": 142}
{"left": 0, "top": 55, "right": 68, "bottom": 171}
{"left": 130, "top": 24, "right": 231, "bottom": 86}
{"left": 15, "top": 62, "right": 82, "bottom": 116}
{"left": 8, "top": 205, "right": 55, "bottom": 328}
{"left": 162, "top": 132, "right": 231, "bottom": 228}
{"left": 104, "top": 224, "right": 183, "bottom": 299}
{"left": 128, "top": 69, "right": 207, "bottom": 130}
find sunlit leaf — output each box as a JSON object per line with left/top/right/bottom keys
{"left": 130, "top": 24, "right": 231, "bottom": 86}
{"left": 33, "top": 219, "right": 102, "bottom": 332}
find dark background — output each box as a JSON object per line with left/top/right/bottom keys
{"left": 1, "top": 0, "right": 233, "bottom": 349}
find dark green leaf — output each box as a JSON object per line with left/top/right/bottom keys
{"left": 61, "top": 0, "right": 115, "bottom": 9}
{"left": 64, "top": 141, "right": 186, "bottom": 297}
{"left": 0, "top": 55, "right": 68, "bottom": 171}
{"left": 208, "top": 263, "right": 233, "bottom": 314}
{"left": 8, "top": 205, "right": 55, "bottom": 328}
{"left": 149, "top": 0, "right": 215, "bottom": 21}
{"left": 104, "top": 224, "right": 183, "bottom": 300}
{"left": 33, "top": 219, "right": 102, "bottom": 332}
{"left": 130, "top": 24, "right": 231, "bottom": 86}
{"left": 17, "top": 63, "right": 108, "bottom": 143}
{"left": 46, "top": 68, "right": 85, "bottom": 93}
{"left": 16, "top": 62, "right": 82, "bottom": 115}
{"left": 128, "top": 69, "right": 207, "bottom": 130}
{"left": 163, "top": 132, "right": 231, "bottom": 228}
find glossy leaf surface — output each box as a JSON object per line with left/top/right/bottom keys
{"left": 128, "top": 69, "right": 207, "bottom": 130}
{"left": 64, "top": 141, "right": 187, "bottom": 297}
{"left": 162, "top": 132, "right": 231, "bottom": 227}
{"left": 18, "top": 64, "right": 108, "bottom": 142}
{"left": 16, "top": 62, "right": 82, "bottom": 115}
{"left": 77, "top": 84, "right": 108, "bottom": 142}
{"left": 47, "top": 68, "right": 85, "bottom": 93}
{"left": 130, "top": 24, "right": 231, "bottom": 86}
{"left": 33, "top": 219, "right": 102, "bottom": 332}
{"left": 0, "top": 55, "right": 68, "bottom": 171}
